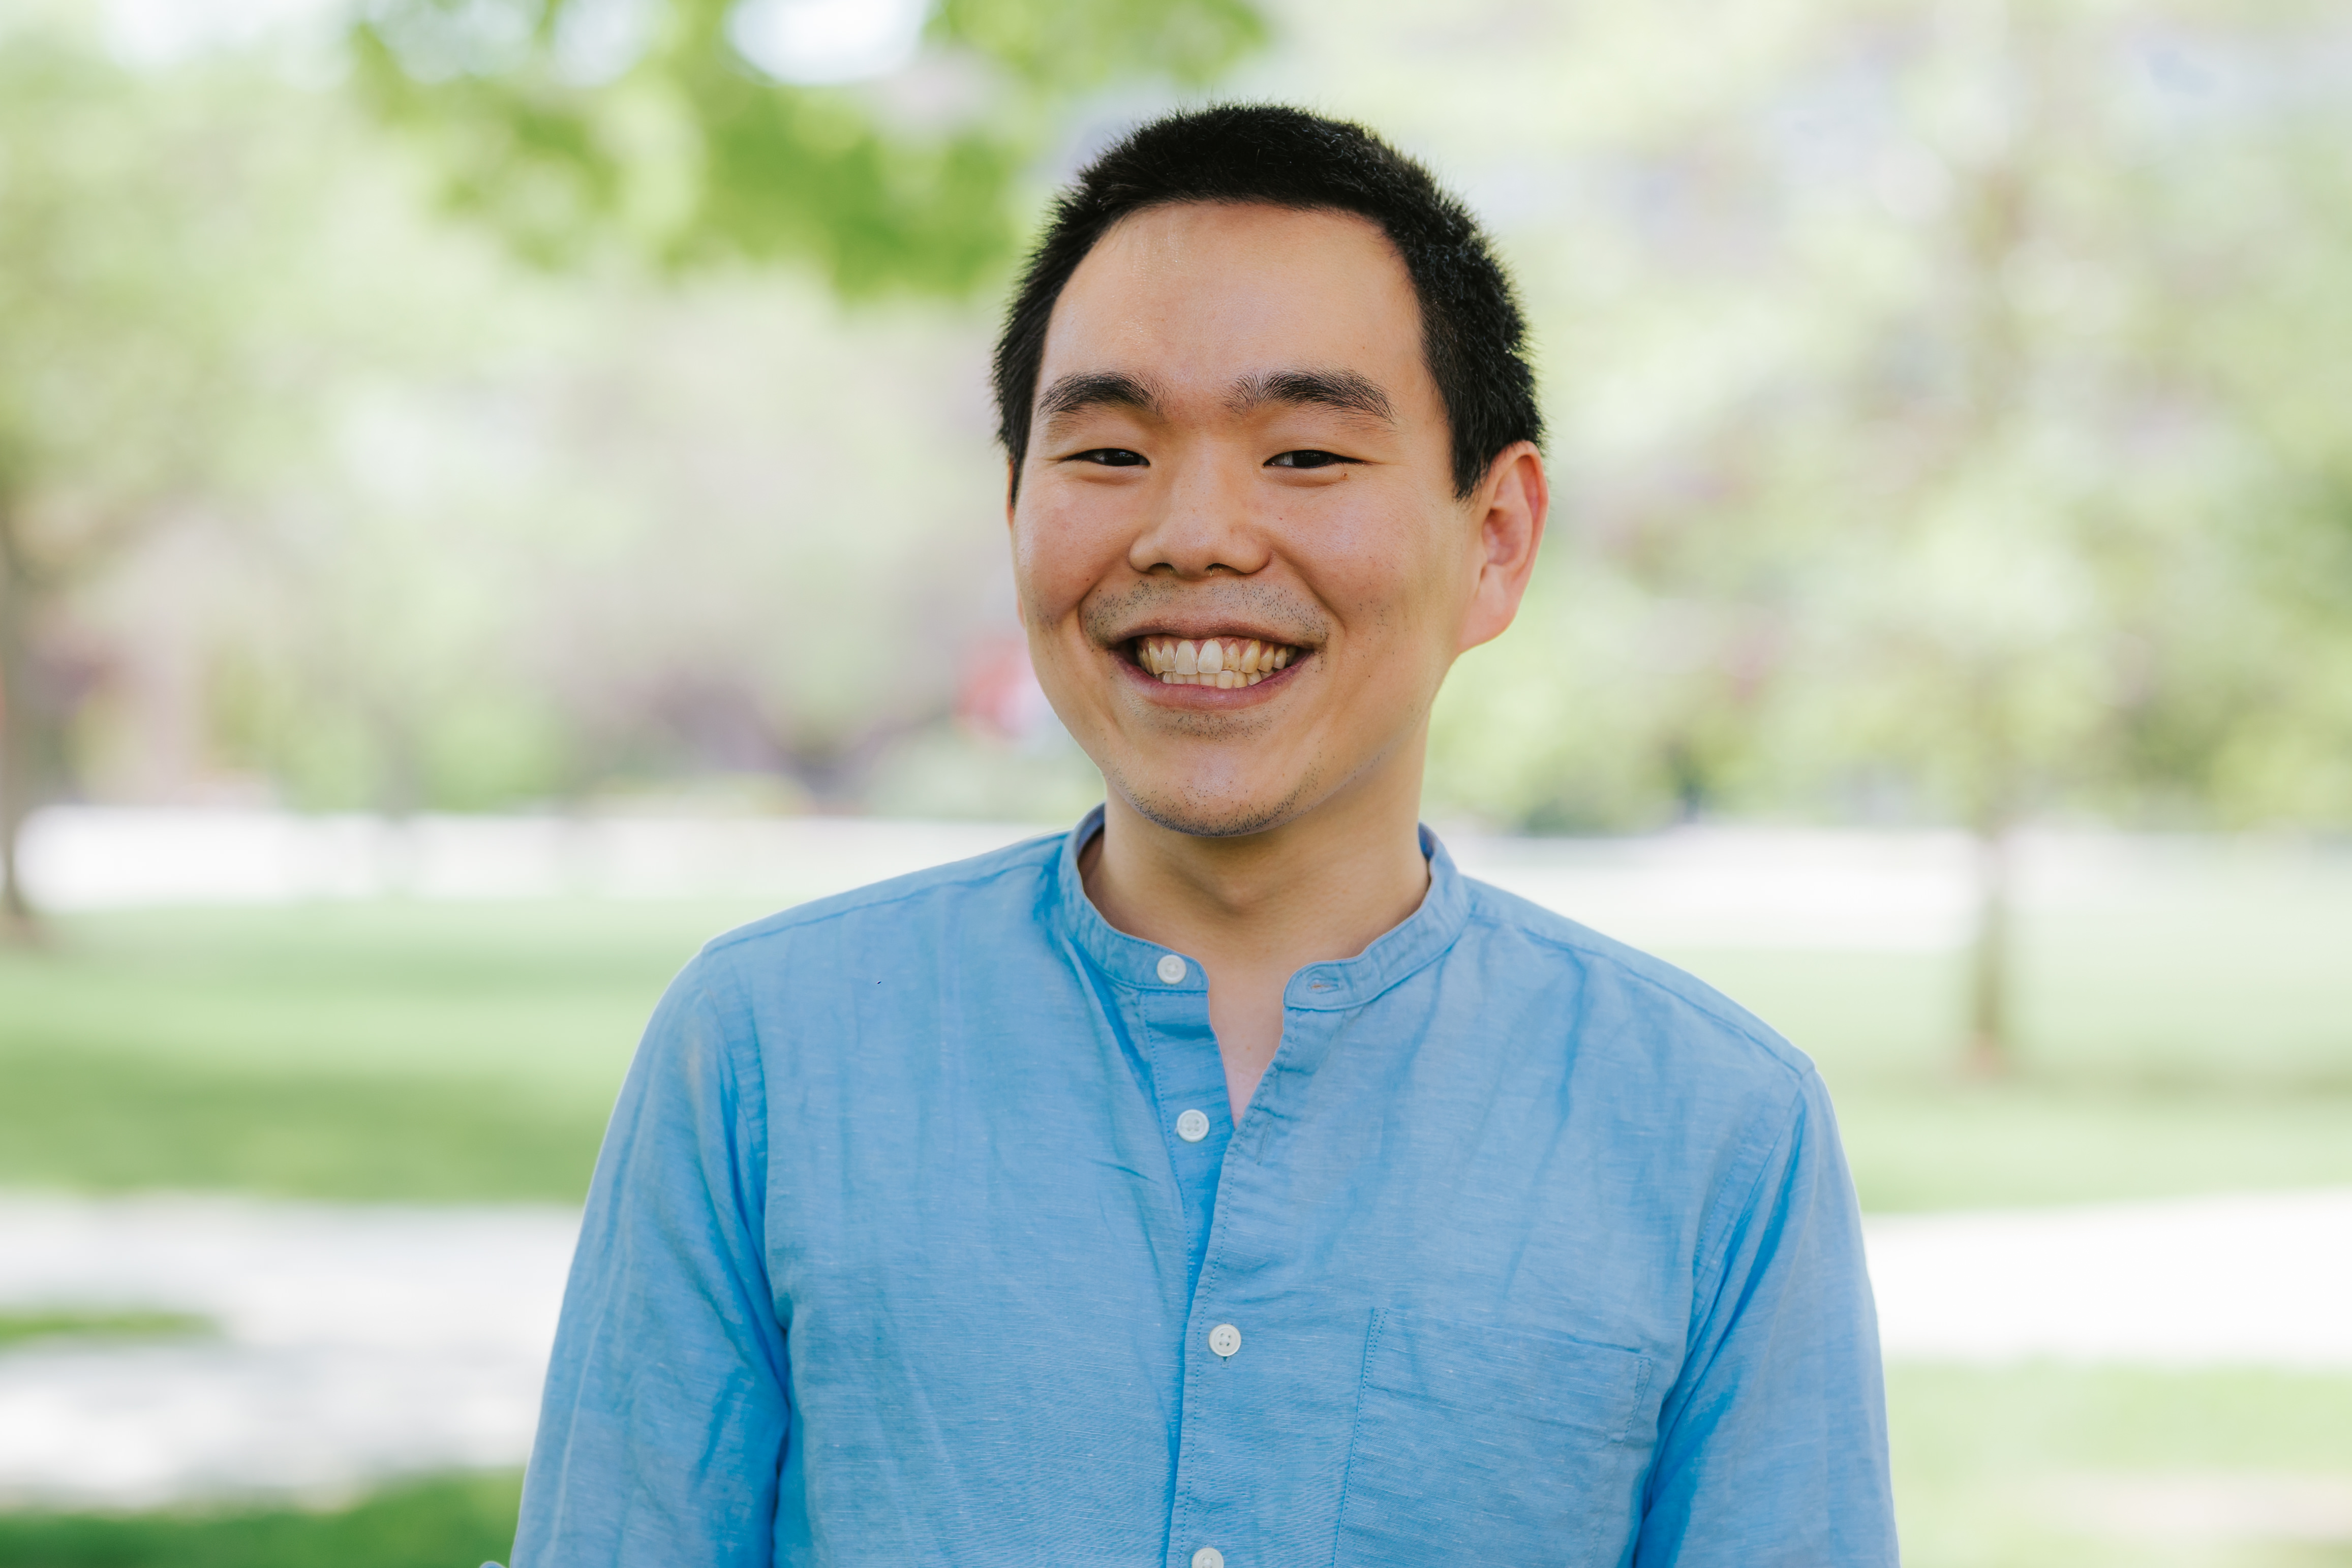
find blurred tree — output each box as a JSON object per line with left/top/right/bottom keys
{"left": 1407, "top": 0, "right": 2352, "bottom": 1068}
{"left": 200, "top": 279, "right": 1051, "bottom": 825}
{"left": 351, "top": 0, "right": 1266, "bottom": 293}
{"left": 1747, "top": 0, "right": 2352, "bottom": 1070}
{"left": 0, "top": 25, "right": 301, "bottom": 935}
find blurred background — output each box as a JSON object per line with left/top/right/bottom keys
{"left": 1, "top": 0, "right": 2349, "bottom": 1561}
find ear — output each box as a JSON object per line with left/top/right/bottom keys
{"left": 1457, "top": 442, "right": 1548, "bottom": 653}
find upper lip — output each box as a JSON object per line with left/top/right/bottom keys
{"left": 1108, "top": 621, "right": 1311, "bottom": 650}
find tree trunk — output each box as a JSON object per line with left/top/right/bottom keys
{"left": 0, "top": 771, "right": 29, "bottom": 942}
{"left": 0, "top": 497, "right": 39, "bottom": 941}
{"left": 1964, "top": 818, "right": 2012, "bottom": 1075}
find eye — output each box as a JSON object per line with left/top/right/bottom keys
{"left": 1065, "top": 448, "right": 1148, "bottom": 467}
{"left": 1267, "top": 449, "right": 1356, "bottom": 470}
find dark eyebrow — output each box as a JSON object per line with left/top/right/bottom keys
{"left": 1226, "top": 368, "right": 1395, "bottom": 426}
{"left": 1036, "top": 371, "right": 1164, "bottom": 424}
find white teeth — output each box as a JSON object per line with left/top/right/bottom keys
{"left": 1137, "top": 635, "right": 1299, "bottom": 687}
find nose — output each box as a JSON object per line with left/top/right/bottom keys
{"left": 1127, "top": 449, "right": 1270, "bottom": 579}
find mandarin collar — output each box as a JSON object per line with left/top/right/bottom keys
{"left": 1049, "top": 804, "right": 1471, "bottom": 1010}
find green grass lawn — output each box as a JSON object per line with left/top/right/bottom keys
{"left": 1888, "top": 1364, "right": 2352, "bottom": 1567}
{"left": 1, "top": 879, "right": 2348, "bottom": 1564}
{"left": 0, "top": 1309, "right": 212, "bottom": 1351}
{"left": 0, "top": 1474, "right": 522, "bottom": 1568}
{"left": 1671, "top": 942, "right": 2352, "bottom": 1210}
{"left": 0, "top": 900, "right": 769, "bottom": 1202}
{"left": 4, "top": 894, "right": 2347, "bottom": 1209}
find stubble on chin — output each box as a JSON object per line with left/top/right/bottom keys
{"left": 1103, "top": 754, "right": 1321, "bottom": 840}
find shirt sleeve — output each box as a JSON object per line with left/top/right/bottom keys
{"left": 1633, "top": 1066, "right": 1899, "bottom": 1566}
{"left": 511, "top": 958, "right": 788, "bottom": 1567}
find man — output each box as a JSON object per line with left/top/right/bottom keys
{"left": 513, "top": 105, "right": 1896, "bottom": 1566}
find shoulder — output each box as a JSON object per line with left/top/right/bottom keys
{"left": 1458, "top": 874, "right": 1816, "bottom": 1102}
{"left": 1454, "top": 876, "right": 1847, "bottom": 1267}
{"left": 692, "top": 827, "right": 1064, "bottom": 970}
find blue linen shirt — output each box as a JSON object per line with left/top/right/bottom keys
{"left": 514, "top": 810, "right": 1896, "bottom": 1566}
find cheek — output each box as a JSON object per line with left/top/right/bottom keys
{"left": 1011, "top": 495, "right": 1111, "bottom": 628}
{"left": 1306, "top": 499, "right": 1461, "bottom": 642}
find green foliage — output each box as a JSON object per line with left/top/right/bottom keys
{"left": 0, "top": 37, "right": 249, "bottom": 511}
{"left": 11, "top": 0, "right": 2352, "bottom": 858}
{"left": 0, "top": 1471, "right": 523, "bottom": 1568}
{"left": 351, "top": 0, "right": 1267, "bottom": 293}
{"left": 0, "top": 23, "right": 314, "bottom": 918}
{"left": 1402, "top": 0, "right": 2352, "bottom": 836}
{"left": 0, "top": 24, "right": 392, "bottom": 536}
{"left": 0, "top": 1309, "right": 212, "bottom": 1351}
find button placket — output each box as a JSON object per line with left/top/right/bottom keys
{"left": 1129, "top": 984, "right": 1226, "bottom": 1286}
{"left": 1168, "top": 1039, "right": 1291, "bottom": 1568}
{"left": 1164, "top": 998, "right": 1346, "bottom": 1567}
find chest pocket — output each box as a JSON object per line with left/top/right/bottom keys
{"left": 1333, "top": 1309, "right": 1657, "bottom": 1568}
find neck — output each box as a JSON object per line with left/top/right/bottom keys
{"left": 1081, "top": 740, "right": 1432, "bottom": 979}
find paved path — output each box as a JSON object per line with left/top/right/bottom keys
{"left": 1867, "top": 1189, "right": 2352, "bottom": 1368}
{"left": 3, "top": 1188, "right": 2348, "bottom": 1509}
{"left": 0, "top": 1196, "right": 571, "bottom": 1510}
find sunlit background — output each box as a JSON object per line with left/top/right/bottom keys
{"left": 2, "top": 0, "right": 2349, "bottom": 1561}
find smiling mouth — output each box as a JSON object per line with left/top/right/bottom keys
{"left": 1131, "top": 635, "right": 1299, "bottom": 688}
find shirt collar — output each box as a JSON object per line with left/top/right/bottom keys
{"left": 1048, "top": 804, "right": 1472, "bottom": 1010}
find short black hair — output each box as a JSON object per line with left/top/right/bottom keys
{"left": 992, "top": 104, "right": 1541, "bottom": 503}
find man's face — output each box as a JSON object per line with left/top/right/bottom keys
{"left": 1010, "top": 201, "right": 1532, "bottom": 839}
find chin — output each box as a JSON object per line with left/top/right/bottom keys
{"left": 1112, "top": 769, "right": 1316, "bottom": 840}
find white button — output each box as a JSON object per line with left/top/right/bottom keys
{"left": 1192, "top": 1549, "right": 1225, "bottom": 1568}
{"left": 1176, "top": 1109, "right": 1210, "bottom": 1143}
{"left": 1208, "top": 1322, "right": 1241, "bottom": 1358}
{"left": 1156, "top": 953, "right": 1187, "bottom": 985}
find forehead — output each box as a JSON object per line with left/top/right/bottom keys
{"left": 1038, "top": 202, "right": 1431, "bottom": 412}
